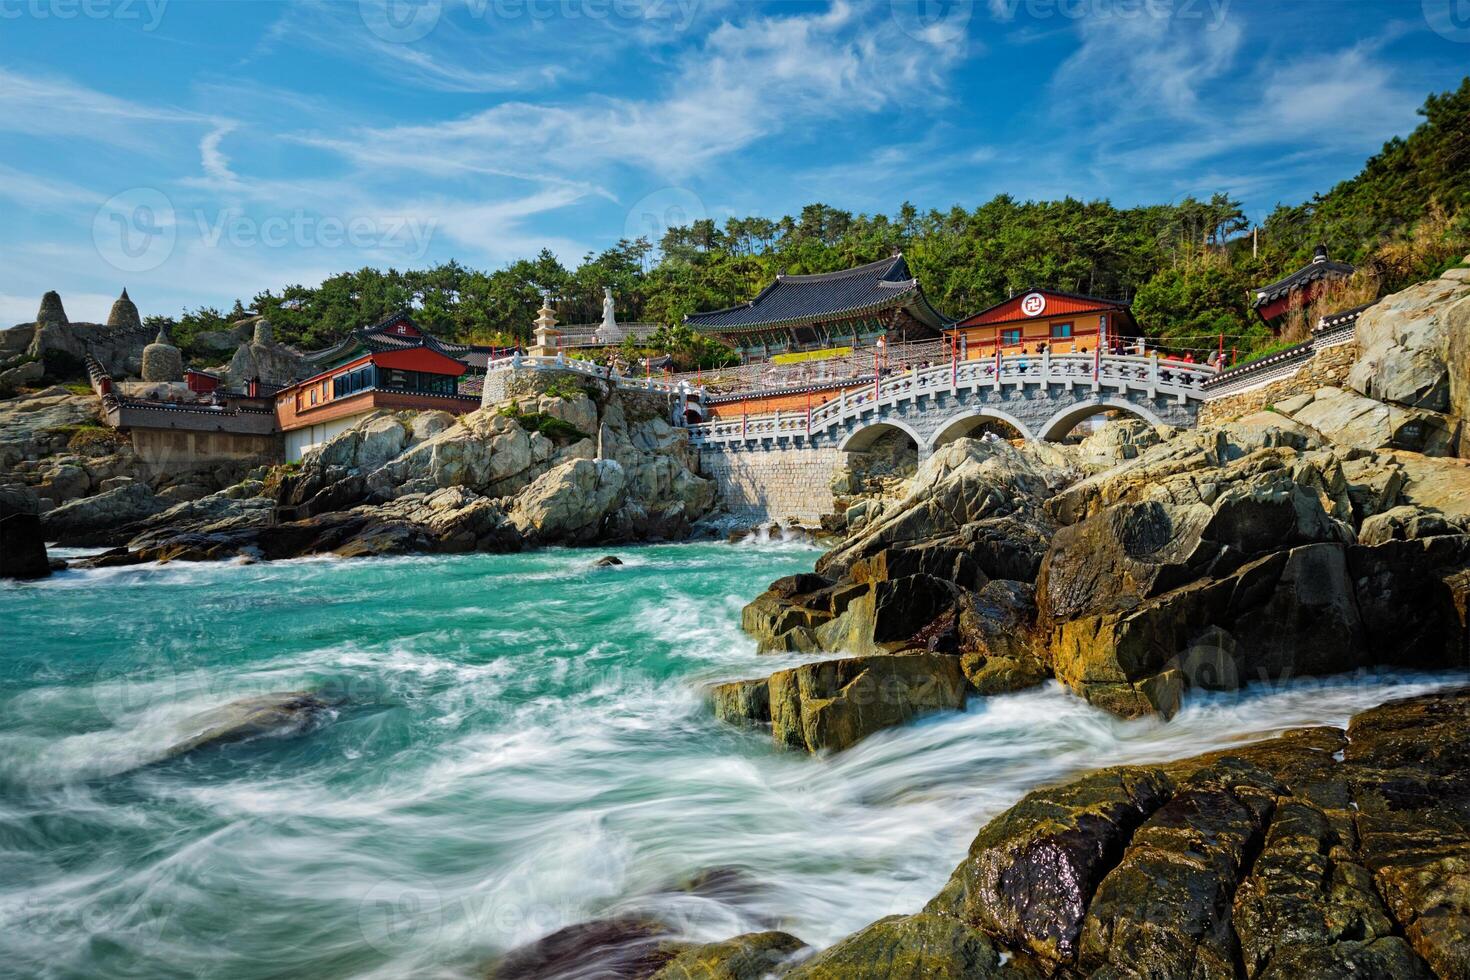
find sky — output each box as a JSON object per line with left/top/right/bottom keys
{"left": 2, "top": 0, "right": 1468, "bottom": 326}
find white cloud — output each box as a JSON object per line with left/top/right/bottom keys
{"left": 1256, "top": 45, "right": 1420, "bottom": 145}
{"left": 303, "top": 2, "right": 967, "bottom": 181}
{"left": 199, "top": 124, "right": 240, "bottom": 185}
{"left": 1051, "top": 11, "right": 1243, "bottom": 122}
{"left": 0, "top": 68, "right": 219, "bottom": 150}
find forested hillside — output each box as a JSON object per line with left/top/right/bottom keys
{"left": 154, "top": 78, "right": 1470, "bottom": 367}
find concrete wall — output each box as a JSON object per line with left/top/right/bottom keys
{"left": 1198, "top": 342, "right": 1358, "bottom": 426}
{"left": 129, "top": 427, "right": 281, "bottom": 479}
{"left": 699, "top": 443, "right": 845, "bottom": 523}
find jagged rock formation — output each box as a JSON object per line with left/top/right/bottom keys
{"left": 495, "top": 688, "right": 1470, "bottom": 979}
{"left": 1, "top": 289, "right": 156, "bottom": 379}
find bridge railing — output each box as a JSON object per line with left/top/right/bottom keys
{"left": 687, "top": 352, "right": 1215, "bottom": 445}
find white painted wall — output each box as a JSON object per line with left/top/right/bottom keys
{"left": 283, "top": 411, "right": 373, "bottom": 462}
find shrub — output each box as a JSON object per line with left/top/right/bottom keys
{"left": 497, "top": 402, "right": 590, "bottom": 443}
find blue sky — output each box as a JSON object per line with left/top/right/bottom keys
{"left": 2, "top": 0, "right": 1467, "bottom": 326}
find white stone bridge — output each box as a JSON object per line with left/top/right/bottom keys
{"left": 687, "top": 352, "right": 1216, "bottom": 521}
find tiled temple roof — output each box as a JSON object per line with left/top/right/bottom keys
{"left": 1252, "top": 246, "right": 1355, "bottom": 309}
{"left": 1315, "top": 301, "right": 1374, "bottom": 333}
{"left": 305, "top": 312, "right": 497, "bottom": 369}
{"left": 685, "top": 254, "right": 950, "bottom": 334}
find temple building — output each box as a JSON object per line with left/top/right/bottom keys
{"left": 685, "top": 253, "right": 950, "bottom": 361}
{"left": 1251, "top": 245, "right": 1355, "bottom": 325}
{"left": 276, "top": 312, "right": 494, "bottom": 459}
{"left": 946, "top": 288, "right": 1139, "bottom": 356}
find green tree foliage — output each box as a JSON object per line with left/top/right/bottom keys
{"left": 166, "top": 80, "right": 1466, "bottom": 364}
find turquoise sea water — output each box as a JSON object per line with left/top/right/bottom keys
{"left": 1, "top": 542, "right": 1463, "bottom": 979}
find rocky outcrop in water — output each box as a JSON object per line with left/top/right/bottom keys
{"left": 502, "top": 688, "right": 1470, "bottom": 979}
{"left": 162, "top": 691, "right": 337, "bottom": 760}
{"left": 0, "top": 485, "right": 51, "bottom": 579}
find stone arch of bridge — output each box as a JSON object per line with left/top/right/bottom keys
{"left": 1038, "top": 398, "right": 1168, "bottom": 442}
{"left": 927, "top": 407, "right": 1037, "bottom": 448}
{"left": 837, "top": 418, "right": 926, "bottom": 454}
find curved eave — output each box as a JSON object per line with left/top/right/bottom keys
{"left": 686, "top": 287, "right": 949, "bottom": 336}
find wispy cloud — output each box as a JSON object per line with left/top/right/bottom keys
{"left": 0, "top": 68, "right": 221, "bottom": 150}
{"left": 303, "top": 2, "right": 966, "bottom": 183}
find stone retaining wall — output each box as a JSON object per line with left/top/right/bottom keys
{"left": 698, "top": 444, "right": 845, "bottom": 523}
{"left": 1198, "top": 342, "right": 1359, "bottom": 426}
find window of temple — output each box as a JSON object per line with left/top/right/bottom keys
{"left": 1051, "top": 322, "right": 1073, "bottom": 339}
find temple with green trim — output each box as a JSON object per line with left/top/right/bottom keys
{"left": 684, "top": 253, "right": 951, "bottom": 361}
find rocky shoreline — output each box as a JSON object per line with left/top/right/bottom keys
{"left": 485, "top": 686, "right": 1470, "bottom": 979}
{"left": 710, "top": 267, "right": 1470, "bottom": 745}
{"left": 2, "top": 369, "right": 721, "bottom": 574}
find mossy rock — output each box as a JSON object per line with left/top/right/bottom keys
{"left": 783, "top": 913, "right": 1029, "bottom": 979}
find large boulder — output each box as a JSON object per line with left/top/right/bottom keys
{"left": 510, "top": 458, "right": 627, "bottom": 544}
{"left": 1273, "top": 385, "right": 1460, "bottom": 456}
{"left": 926, "top": 766, "right": 1175, "bottom": 963}
{"left": 41, "top": 481, "right": 169, "bottom": 545}
{"left": 818, "top": 438, "right": 1068, "bottom": 582}
{"left": 0, "top": 486, "right": 51, "bottom": 579}
{"left": 767, "top": 652, "right": 968, "bottom": 753}
{"left": 740, "top": 689, "right": 1470, "bottom": 980}
{"left": 1348, "top": 268, "right": 1470, "bottom": 421}
{"left": 1074, "top": 418, "right": 1171, "bottom": 472}
{"left": 1076, "top": 759, "right": 1283, "bottom": 977}
{"left": 162, "top": 691, "right": 336, "bottom": 760}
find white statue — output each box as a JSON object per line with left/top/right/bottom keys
{"left": 596, "top": 286, "right": 624, "bottom": 344}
